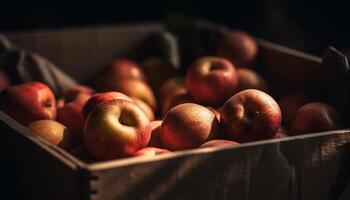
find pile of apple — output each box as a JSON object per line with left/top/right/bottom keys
{"left": 0, "top": 30, "right": 344, "bottom": 162}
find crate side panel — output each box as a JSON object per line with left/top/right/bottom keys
{"left": 90, "top": 131, "right": 350, "bottom": 200}
{"left": 0, "top": 113, "right": 82, "bottom": 200}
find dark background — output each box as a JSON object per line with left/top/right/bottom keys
{"left": 0, "top": 1, "right": 350, "bottom": 56}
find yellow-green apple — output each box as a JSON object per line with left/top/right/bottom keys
{"left": 0, "top": 81, "right": 56, "bottom": 125}
{"left": 186, "top": 56, "right": 238, "bottom": 106}
{"left": 217, "top": 30, "right": 258, "bottom": 68}
{"left": 235, "top": 68, "right": 269, "bottom": 93}
{"left": 160, "top": 103, "right": 220, "bottom": 150}
{"left": 133, "top": 147, "right": 171, "bottom": 157}
{"left": 62, "top": 85, "right": 95, "bottom": 103}
{"left": 105, "top": 79, "right": 157, "bottom": 110}
{"left": 220, "top": 89, "right": 281, "bottom": 142}
{"left": 94, "top": 58, "right": 146, "bottom": 91}
{"left": 147, "top": 120, "right": 162, "bottom": 148}
{"left": 57, "top": 100, "right": 85, "bottom": 144}
{"left": 27, "top": 119, "right": 73, "bottom": 150}
{"left": 142, "top": 57, "right": 177, "bottom": 92}
{"left": 200, "top": 139, "right": 239, "bottom": 148}
{"left": 278, "top": 91, "right": 310, "bottom": 128}
{"left": 84, "top": 99, "right": 152, "bottom": 160}
{"left": 82, "top": 91, "right": 132, "bottom": 120}
{"left": 132, "top": 98, "right": 155, "bottom": 121}
{"left": 290, "top": 102, "right": 343, "bottom": 135}
{"left": 0, "top": 70, "right": 11, "bottom": 92}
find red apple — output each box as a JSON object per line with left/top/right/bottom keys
{"left": 84, "top": 99, "right": 152, "bottom": 160}
{"left": 82, "top": 91, "right": 132, "bottom": 120}
{"left": 160, "top": 77, "right": 186, "bottom": 103}
{"left": 220, "top": 89, "right": 282, "bottom": 142}
{"left": 217, "top": 30, "right": 258, "bottom": 68}
{"left": 133, "top": 147, "right": 171, "bottom": 157}
{"left": 207, "top": 106, "right": 221, "bottom": 121}
{"left": 0, "top": 70, "right": 11, "bottom": 92}
{"left": 142, "top": 57, "right": 177, "bottom": 92}
{"left": 148, "top": 120, "right": 162, "bottom": 148}
{"left": 27, "top": 119, "right": 73, "bottom": 150}
{"left": 0, "top": 81, "right": 56, "bottom": 125}
{"left": 57, "top": 101, "right": 85, "bottom": 144}
{"left": 278, "top": 91, "right": 310, "bottom": 128}
{"left": 290, "top": 102, "right": 343, "bottom": 135}
{"left": 161, "top": 91, "right": 196, "bottom": 116}
{"left": 62, "top": 85, "right": 95, "bottom": 103}
{"left": 132, "top": 98, "right": 155, "bottom": 121}
{"left": 160, "top": 103, "right": 220, "bottom": 150}
{"left": 186, "top": 56, "right": 238, "bottom": 106}
{"left": 94, "top": 58, "right": 146, "bottom": 91}
{"left": 104, "top": 79, "right": 157, "bottom": 110}
{"left": 200, "top": 139, "right": 239, "bottom": 148}
{"left": 235, "top": 68, "right": 269, "bottom": 93}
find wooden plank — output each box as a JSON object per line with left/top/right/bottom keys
{"left": 0, "top": 111, "right": 84, "bottom": 200}
{"left": 84, "top": 130, "right": 350, "bottom": 200}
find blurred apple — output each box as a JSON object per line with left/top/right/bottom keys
{"left": 0, "top": 81, "right": 56, "bottom": 125}
{"left": 235, "top": 68, "right": 269, "bottom": 93}
{"left": 148, "top": 120, "right": 162, "bottom": 148}
{"left": 133, "top": 147, "right": 171, "bottom": 157}
{"left": 217, "top": 30, "right": 258, "bottom": 68}
{"left": 186, "top": 56, "right": 238, "bottom": 106}
{"left": 200, "top": 139, "right": 239, "bottom": 148}
{"left": 290, "top": 102, "right": 343, "bottom": 135}
{"left": 132, "top": 98, "right": 155, "bottom": 121}
{"left": 27, "top": 119, "right": 73, "bottom": 150}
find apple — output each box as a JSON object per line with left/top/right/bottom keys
{"left": 27, "top": 119, "right": 73, "bottom": 150}
{"left": 200, "top": 139, "right": 239, "bottom": 148}
{"left": 0, "top": 70, "right": 11, "bottom": 92}
{"left": 220, "top": 89, "right": 282, "bottom": 142}
{"left": 160, "top": 77, "right": 186, "bottom": 103}
{"left": 142, "top": 57, "right": 177, "bottom": 92}
{"left": 217, "top": 30, "right": 258, "bottom": 68}
{"left": 104, "top": 79, "right": 157, "bottom": 110}
{"left": 160, "top": 103, "right": 220, "bottom": 150}
{"left": 161, "top": 91, "right": 196, "bottom": 116}
{"left": 235, "top": 68, "right": 269, "bottom": 93}
{"left": 82, "top": 91, "right": 132, "bottom": 120}
{"left": 57, "top": 100, "right": 85, "bottom": 144}
{"left": 207, "top": 106, "right": 220, "bottom": 121}
{"left": 186, "top": 56, "right": 238, "bottom": 106}
{"left": 133, "top": 147, "right": 171, "bottom": 157}
{"left": 62, "top": 85, "right": 95, "bottom": 103}
{"left": 148, "top": 120, "right": 162, "bottom": 148}
{"left": 0, "top": 81, "right": 56, "bottom": 125}
{"left": 94, "top": 58, "right": 146, "bottom": 91}
{"left": 290, "top": 102, "right": 343, "bottom": 135}
{"left": 131, "top": 98, "right": 155, "bottom": 121}
{"left": 278, "top": 91, "right": 310, "bottom": 128}
{"left": 84, "top": 99, "right": 152, "bottom": 160}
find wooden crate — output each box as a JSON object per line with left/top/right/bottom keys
{"left": 1, "top": 24, "right": 350, "bottom": 200}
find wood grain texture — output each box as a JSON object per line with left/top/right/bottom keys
{"left": 84, "top": 130, "right": 350, "bottom": 200}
